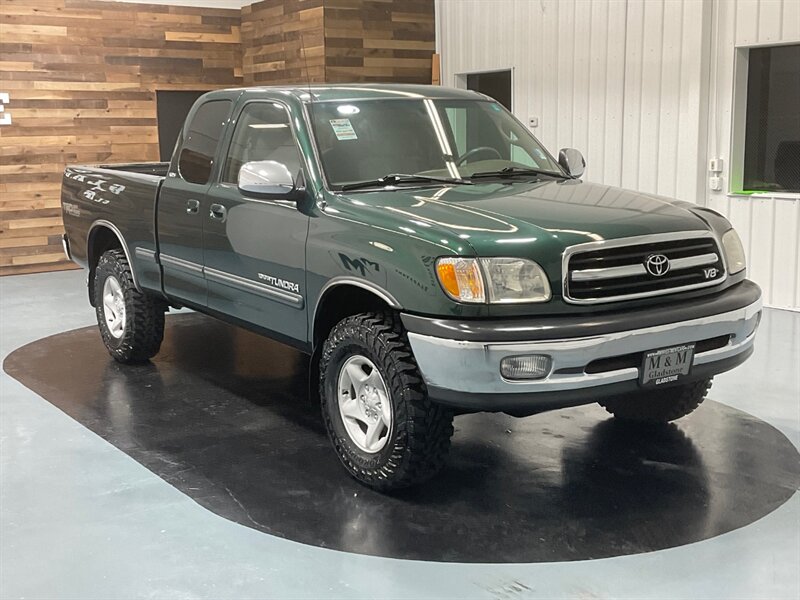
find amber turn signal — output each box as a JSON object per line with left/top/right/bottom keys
{"left": 435, "top": 257, "right": 486, "bottom": 303}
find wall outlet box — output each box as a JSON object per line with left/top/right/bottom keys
{"left": 528, "top": 116, "right": 539, "bottom": 128}
{"left": 709, "top": 158, "right": 723, "bottom": 172}
{"left": 709, "top": 176, "right": 723, "bottom": 191}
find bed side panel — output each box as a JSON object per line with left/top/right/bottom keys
{"left": 60, "top": 165, "right": 163, "bottom": 293}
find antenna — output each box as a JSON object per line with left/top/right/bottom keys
{"left": 299, "top": 30, "right": 314, "bottom": 102}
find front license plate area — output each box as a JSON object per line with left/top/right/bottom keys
{"left": 640, "top": 343, "right": 696, "bottom": 387}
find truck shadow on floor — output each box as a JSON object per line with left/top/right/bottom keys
{"left": 5, "top": 312, "right": 799, "bottom": 563}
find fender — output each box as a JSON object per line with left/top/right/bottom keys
{"left": 87, "top": 219, "right": 142, "bottom": 292}
{"left": 308, "top": 276, "right": 402, "bottom": 404}
{"left": 314, "top": 276, "right": 402, "bottom": 319}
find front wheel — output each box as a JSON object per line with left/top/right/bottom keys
{"left": 600, "top": 379, "right": 712, "bottom": 423}
{"left": 94, "top": 249, "right": 166, "bottom": 364}
{"left": 319, "top": 312, "right": 454, "bottom": 491}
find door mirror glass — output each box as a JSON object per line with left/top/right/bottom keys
{"left": 558, "top": 148, "right": 586, "bottom": 178}
{"left": 238, "top": 160, "right": 297, "bottom": 199}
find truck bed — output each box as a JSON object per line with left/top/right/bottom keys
{"left": 94, "top": 162, "right": 170, "bottom": 177}
{"left": 60, "top": 162, "right": 168, "bottom": 292}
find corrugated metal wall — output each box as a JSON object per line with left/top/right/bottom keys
{"left": 436, "top": 0, "right": 800, "bottom": 310}
{"left": 705, "top": 0, "right": 800, "bottom": 310}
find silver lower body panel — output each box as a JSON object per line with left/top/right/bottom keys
{"left": 407, "top": 299, "right": 762, "bottom": 397}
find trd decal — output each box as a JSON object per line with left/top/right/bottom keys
{"left": 65, "top": 168, "right": 126, "bottom": 205}
{"left": 339, "top": 253, "right": 380, "bottom": 277}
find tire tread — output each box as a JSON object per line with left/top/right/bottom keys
{"left": 600, "top": 378, "right": 712, "bottom": 422}
{"left": 319, "top": 311, "right": 454, "bottom": 491}
{"left": 94, "top": 249, "right": 165, "bottom": 364}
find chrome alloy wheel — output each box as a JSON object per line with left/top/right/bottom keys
{"left": 337, "top": 354, "right": 393, "bottom": 453}
{"left": 102, "top": 275, "right": 126, "bottom": 339}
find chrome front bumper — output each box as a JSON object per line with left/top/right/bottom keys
{"left": 407, "top": 298, "right": 762, "bottom": 405}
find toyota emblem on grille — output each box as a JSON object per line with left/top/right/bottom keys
{"left": 644, "top": 254, "right": 671, "bottom": 276}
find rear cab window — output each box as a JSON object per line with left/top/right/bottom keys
{"left": 178, "top": 100, "right": 232, "bottom": 184}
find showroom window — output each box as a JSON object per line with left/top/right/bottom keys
{"left": 742, "top": 44, "right": 800, "bottom": 193}
{"left": 178, "top": 99, "right": 231, "bottom": 185}
{"left": 222, "top": 102, "right": 303, "bottom": 184}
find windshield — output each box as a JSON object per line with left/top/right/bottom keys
{"left": 308, "top": 98, "right": 564, "bottom": 189}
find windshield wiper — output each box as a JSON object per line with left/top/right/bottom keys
{"left": 339, "top": 173, "right": 472, "bottom": 192}
{"left": 468, "top": 166, "right": 565, "bottom": 180}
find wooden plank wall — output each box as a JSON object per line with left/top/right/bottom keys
{"left": 1, "top": 0, "right": 435, "bottom": 276}
{"left": 241, "top": 0, "right": 435, "bottom": 86}
{"left": 241, "top": 0, "right": 325, "bottom": 85}
{"left": 324, "top": 0, "right": 435, "bottom": 83}
{"left": 0, "top": 0, "right": 242, "bottom": 275}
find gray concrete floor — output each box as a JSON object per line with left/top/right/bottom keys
{"left": 1, "top": 269, "right": 798, "bottom": 600}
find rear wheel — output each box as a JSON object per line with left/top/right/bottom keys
{"left": 319, "top": 312, "right": 454, "bottom": 491}
{"left": 600, "top": 379, "right": 712, "bottom": 423}
{"left": 94, "top": 249, "right": 166, "bottom": 364}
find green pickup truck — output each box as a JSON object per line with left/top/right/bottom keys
{"left": 61, "top": 84, "right": 762, "bottom": 490}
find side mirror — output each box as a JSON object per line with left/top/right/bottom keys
{"left": 558, "top": 148, "right": 586, "bottom": 178}
{"left": 238, "top": 160, "right": 301, "bottom": 200}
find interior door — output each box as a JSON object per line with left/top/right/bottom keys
{"left": 203, "top": 100, "right": 309, "bottom": 343}
{"left": 157, "top": 98, "right": 231, "bottom": 307}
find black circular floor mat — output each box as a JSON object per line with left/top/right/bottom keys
{"left": 5, "top": 312, "right": 799, "bottom": 563}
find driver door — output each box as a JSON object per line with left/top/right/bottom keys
{"left": 203, "top": 100, "right": 310, "bottom": 343}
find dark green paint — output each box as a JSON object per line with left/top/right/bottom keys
{"left": 61, "top": 84, "right": 741, "bottom": 345}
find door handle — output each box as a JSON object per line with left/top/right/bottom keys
{"left": 209, "top": 203, "right": 227, "bottom": 221}
{"left": 186, "top": 199, "right": 200, "bottom": 214}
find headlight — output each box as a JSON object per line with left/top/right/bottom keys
{"left": 435, "top": 257, "right": 551, "bottom": 304}
{"left": 480, "top": 257, "right": 551, "bottom": 303}
{"left": 721, "top": 228, "right": 746, "bottom": 274}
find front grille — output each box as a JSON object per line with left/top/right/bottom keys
{"left": 564, "top": 233, "right": 726, "bottom": 304}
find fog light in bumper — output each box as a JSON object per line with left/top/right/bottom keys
{"left": 500, "top": 355, "right": 552, "bottom": 380}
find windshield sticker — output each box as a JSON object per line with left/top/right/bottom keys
{"left": 330, "top": 118, "right": 357, "bottom": 140}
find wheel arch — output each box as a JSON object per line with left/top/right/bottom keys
{"left": 311, "top": 278, "right": 402, "bottom": 350}
{"left": 308, "top": 279, "right": 402, "bottom": 403}
{"left": 86, "top": 220, "right": 140, "bottom": 305}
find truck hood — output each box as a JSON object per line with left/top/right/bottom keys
{"left": 333, "top": 178, "right": 716, "bottom": 306}
{"left": 338, "top": 178, "right": 710, "bottom": 253}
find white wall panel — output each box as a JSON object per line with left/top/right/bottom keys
{"left": 438, "top": 0, "right": 707, "bottom": 199}
{"left": 707, "top": 0, "right": 800, "bottom": 310}
{"left": 621, "top": 0, "right": 645, "bottom": 192}
{"left": 784, "top": 0, "right": 800, "bottom": 40}
{"left": 436, "top": 0, "right": 800, "bottom": 309}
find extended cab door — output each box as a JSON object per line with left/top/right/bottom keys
{"left": 157, "top": 98, "right": 232, "bottom": 307}
{"left": 203, "top": 99, "right": 310, "bottom": 343}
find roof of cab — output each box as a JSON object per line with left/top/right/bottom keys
{"left": 208, "top": 84, "right": 485, "bottom": 103}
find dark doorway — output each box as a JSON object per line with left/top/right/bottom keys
{"left": 466, "top": 70, "right": 512, "bottom": 110}
{"left": 156, "top": 90, "right": 210, "bottom": 162}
